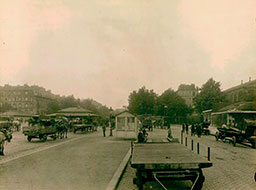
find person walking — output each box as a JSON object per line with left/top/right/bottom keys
{"left": 191, "top": 124, "right": 195, "bottom": 136}
{"left": 196, "top": 124, "right": 202, "bottom": 138}
{"left": 102, "top": 122, "right": 106, "bottom": 137}
{"left": 182, "top": 123, "right": 185, "bottom": 133}
{"left": 185, "top": 123, "right": 189, "bottom": 135}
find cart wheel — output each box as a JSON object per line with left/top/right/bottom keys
{"left": 27, "top": 136, "right": 32, "bottom": 142}
{"left": 42, "top": 135, "right": 47, "bottom": 142}
{"left": 215, "top": 132, "right": 219, "bottom": 141}
{"left": 232, "top": 136, "right": 236, "bottom": 146}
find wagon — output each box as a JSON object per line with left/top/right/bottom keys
{"left": 23, "top": 119, "right": 57, "bottom": 142}
{"left": 131, "top": 142, "right": 212, "bottom": 190}
{"left": 73, "top": 123, "right": 92, "bottom": 133}
{"left": 215, "top": 120, "right": 256, "bottom": 148}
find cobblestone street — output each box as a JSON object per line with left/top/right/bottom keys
{"left": 118, "top": 125, "right": 256, "bottom": 190}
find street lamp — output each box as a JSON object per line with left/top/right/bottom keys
{"left": 164, "top": 105, "right": 168, "bottom": 128}
{"left": 109, "top": 107, "right": 113, "bottom": 136}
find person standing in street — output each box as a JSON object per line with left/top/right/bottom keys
{"left": 182, "top": 123, "right": 185, "bottom": 133}
{"left": 102, "top": 122, "right": 106, "bottom": 137}
{"left": 191, "top": 124, "right": 195, "bottom": 136}
{"left": 196, "top": 124, "right": 202, "bottom": 138}
{"left": 185, "top": 123, "right": 189, "bottom": 135}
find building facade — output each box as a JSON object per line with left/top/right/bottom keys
{"left": 223, "top": 79, "right": 256, "bottom": 106}
{"left": 0, "top": 85, "right": 56, "bottom": 114}
{"left": 177, "top": 84, "right": 198, "bottom": 107}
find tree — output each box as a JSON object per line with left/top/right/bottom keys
{"left": 47, "top": 101, "right": 60, "bottom": 114}
{"left": 128, "top": 86, "right": 157, "bottom": 115}
{"left": 193, "top": 78, "right": 225, "bottom": 113}
{"left": 80, "top": 99, "right": 110, "bottom": 119}
{"left": 156, "top": 89, "right": 192, "bottom": 124}
{"left": 59, "top": 95, "right": 79, "bottom": 109}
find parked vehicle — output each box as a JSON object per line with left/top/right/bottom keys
{"left": 131, "top": 141, "right": 212, "bottom": 190}
{"left": 70, "top": 119, "right": 92, "bottom": 133}
{"left": 215, "top": 119, "right": 256, "bottom": 148}
{"left": 23, "top": 119, "right": 57, "bottom": 142}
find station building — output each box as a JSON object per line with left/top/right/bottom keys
{"left": 112, "top": 109, "right": 139, "bottom": 139}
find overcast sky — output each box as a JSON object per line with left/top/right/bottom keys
{"left": 0, "top": 0, "right": 256, "bottom": 108}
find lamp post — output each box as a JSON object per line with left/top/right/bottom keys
{"left": 164, "top": 105, "right": 168, "bottom": 128}
{"left": 109, "top": 107, "right": 113, "bottom": 136}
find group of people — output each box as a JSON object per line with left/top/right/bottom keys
{"left": 101, "top": 119, "right": 115, "bottom": 137}
{"left": 137, "top": 127, "right": 148, "bottom": 143}
{"left": 182, "top": 123, "right": 203, "bottom": 137}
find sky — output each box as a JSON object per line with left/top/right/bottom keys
{"left": 0, "top": 0, "right": 256, "bottom": 108}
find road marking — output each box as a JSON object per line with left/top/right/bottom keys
{"left": 106, "top": 148, "right": 131, "bottom": 190}
{"left": 0, "top": 135, "right": 87, "bottom": 165}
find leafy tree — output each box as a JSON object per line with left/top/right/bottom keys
{"left": 80, "top": 99, "right": 110, "bottom": 119}
{"left": 193, "top": 78, "right": 225, "bottom": 113}
{"left": 59, "top": 95, "right": 79, "bottom": 109}
{"left": 156, "top": 89, "right": 192, "bottom": 124}
{"left": 47, "top": 101, "right": 60, "bottom": 114}
{"left": 128, "top": 86, "right": 157, "bottom": 115}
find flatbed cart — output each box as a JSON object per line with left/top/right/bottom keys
{"left": 131, "top": 142, "right": 212, "bottom": 190}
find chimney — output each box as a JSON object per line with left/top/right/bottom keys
{"left": 249, "top": 77, "right": 251, "bottom": 82}
{"left": 241, "top": 80, "right": 243, "bottom": 85}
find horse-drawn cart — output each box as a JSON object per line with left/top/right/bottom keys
{"left": 131, "top": 142, "right": 212, "bottom": 190}
{"left": 23, "top": 119, "right": 57, "bottom": 142}
{"left": 73, "top": 124, "right": 92, "bottom": 133}
{"left": 0, "top": 121, "right": 13, "bottom": 155}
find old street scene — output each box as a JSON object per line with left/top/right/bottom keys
{"left": 0, "top": 1, "right": 256, "bottom": 190}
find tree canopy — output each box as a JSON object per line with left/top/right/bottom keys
{"left": 128, "top": 86, "right": 157, "bottom": 115}
{"left": 193, "top": 78, "right": 225, "bottom": 113}
{"left": 156, "top": 89, "right": 192, "bottom": 123}
{"left": 127, "top": 87, "right": 192, "bottom": 123}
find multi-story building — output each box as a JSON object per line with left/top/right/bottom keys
{"left": 223, "top": 78, "right": 256, "bottom": 105}
{"left": 177, "top": 84, "right": 198, "bottom": 107}
{"left": 0, "top": 84, "right": 56, "bottom": 114}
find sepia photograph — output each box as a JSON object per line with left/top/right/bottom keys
{"left": 0, "top": 0, "right": 256, "bottom": 189}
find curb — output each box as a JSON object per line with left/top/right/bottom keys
{"left": 106, "top": 148, "right": 131, "bottom": 190}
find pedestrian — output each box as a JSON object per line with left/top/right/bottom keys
{"left": 182, "top": 123, "right": 185, "bottom": 133}
{"left": 191, "top": 124, "right": 195, "bottom": 136}
{"left": 185, "top": 123, "right": 189, "bottom": 135}
{"left": 168, "top": 126, "right": 172, "bottom": 139}
{"left": 196, "top": 124, "right": 202, "bottom": 138}
{"left": 102, "top": 123, "right": 106, "bottom": 137}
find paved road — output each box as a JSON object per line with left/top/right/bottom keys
{"left": 0, "top": 129, "right": 130, "bottom": 190}
{"left": 118, "top": 126, "right": 256, "bottom": 190}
